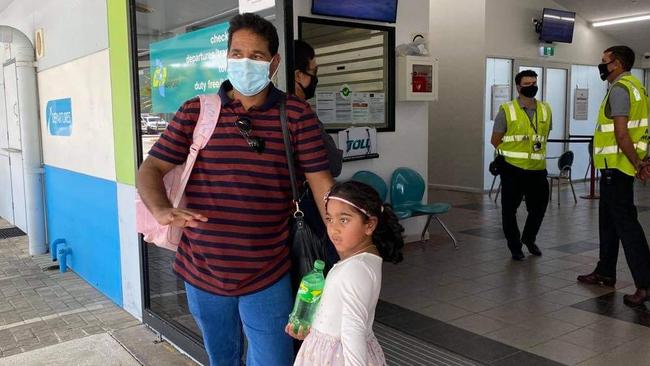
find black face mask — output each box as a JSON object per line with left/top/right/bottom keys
{"left": 298, "top": 71, "right": 318, "bottom": 100}
{"left": 598, "top": 61, "right": 613, "bottom": 81}
{"left": 520, "top": 85, "right": 538, "bottom": 98}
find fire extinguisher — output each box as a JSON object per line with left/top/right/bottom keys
{"left": 412, "top": 72, "right": 427, "bottom": 92}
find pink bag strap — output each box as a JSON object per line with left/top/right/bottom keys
{"left": 170, "top": 94, "right": 221, "bottom": 208}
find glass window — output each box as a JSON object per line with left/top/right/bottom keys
{"left": 133, "top": 0, "right": 242, "bottom": 343}
{"left": 299, "top": 16, "right": 395, "bottom": 132}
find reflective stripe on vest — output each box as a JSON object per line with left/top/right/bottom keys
{"left": 501, "top": 135, "right": 547, "bottom": 143}
{"left": 597, "top": 118, "right": 648, "bottom": 132}
{"left": 498, "top": 150, "right": 546, "bottom": 160}
{"left": 594, "top": 141, "right": 648, "bottom": 155}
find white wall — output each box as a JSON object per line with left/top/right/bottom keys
{"left": 486, "top": 0, "right": 623, "bottom": 65}
{"left": 428, "top": 0, "right": 487, "bottom": 191}
{"left": 37, "top": 49, "right": 116, "bottom": 181}
{"left": 294, "top": 0, "right": 431, "bottom": 240}
{"left": 0, "top": 0, "right": 108, "bottom": 72}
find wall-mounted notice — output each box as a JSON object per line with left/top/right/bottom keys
{"left": 574, "top": 88, "right": 589, "bottom": 120}
{"left": 239, "top": 0, "right": 275, "bottom": 13}
{"left": 316, "top": 90, "right": 385, "bottom": 127}
{"left": 46, "top": 98, "right": 72, "bottom": 136}
{"left": 149, "top": 21, "right": 229, "bottom": 113}
{"left": 491, "top": 84, "right": 510, "bottom": 120}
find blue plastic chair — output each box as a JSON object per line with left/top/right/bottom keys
{"left": 390, "top": 167, "right": 457, "bottom": 248}
{"left": 351, "top": 171, "right": 388, "bottom": 202}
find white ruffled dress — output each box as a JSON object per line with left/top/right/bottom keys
{"left": 294, "top": 253, "right": 386, "bottom": 366}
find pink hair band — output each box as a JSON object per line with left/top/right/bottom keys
{"left": 325, "top": 195, "right": 370, "bottom": 217}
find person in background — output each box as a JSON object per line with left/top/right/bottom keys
{"left": 286, "top": 181, "right": 404, "bottom": 366}
{"left": 136, "top": 13, "right": 334, "bottom": 366}
{"left": 579, "top": 45, "right": 650, "bottom": 307}
{"left": 294, "top": 39, "right": 344, "bottom": 267}
{"left": 491, "top": 70, "right": 552, "bottom": 261}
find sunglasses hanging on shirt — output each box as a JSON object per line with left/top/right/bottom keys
{"left": 236, "top": 117, "right": 265, "bottom": 154}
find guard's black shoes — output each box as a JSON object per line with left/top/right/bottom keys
{"left": 511, "top": 252, "right": 525, "bottom": 261}
{"left": 577, "top": 272, "right": 616, "bottom": 287}
{"left": 524, "top": 243, "right": 542, "bottom": 256}
{"left": 623, "top": 288, "right": 650, "bottom": 307}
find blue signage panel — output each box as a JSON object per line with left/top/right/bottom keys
{"left": 149, "top": 21, "right": 229, "bottom": 113}
{"left": 46, "top": 98, "right": 72, "bottom": 136}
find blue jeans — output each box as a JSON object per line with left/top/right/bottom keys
{"left": 185, "top": 275, "right": 294, "bottom": 366}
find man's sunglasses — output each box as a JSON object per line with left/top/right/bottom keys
{"left": 236, "top": 117, "right": 265, "bottom": 154}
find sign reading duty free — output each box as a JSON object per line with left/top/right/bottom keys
{"left": 149, "top": 21, "right": 229, "bottom": 113}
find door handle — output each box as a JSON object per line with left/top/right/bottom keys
{"left": 13, "top": 102, "right": 18, "bottom": 117}
{"left": 2, "top": 147, "right": 21, "bottom": 153}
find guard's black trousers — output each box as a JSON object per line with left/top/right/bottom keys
{"left": 595, "top": 169, "right": 650, "bottom": 289}
{"left": 500, "top": 162, "right": 549, "bottom": 255}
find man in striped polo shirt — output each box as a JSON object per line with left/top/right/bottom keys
{"left": 137, "top": 13, "right": 334, "bottom": 366}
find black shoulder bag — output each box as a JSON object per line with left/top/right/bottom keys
{"left": 279, "top": 99, "right": 331, "bottom": 289}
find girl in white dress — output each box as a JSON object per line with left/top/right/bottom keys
{"left": 286, "top": 181, "right": 404, "bottom": 366}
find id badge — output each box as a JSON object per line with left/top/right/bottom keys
{"left": 533, "top": 141, "right": 542, "bottom": 152}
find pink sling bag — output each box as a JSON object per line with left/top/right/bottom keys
{"left": 135, "top": 94, "right": 221, "bottom": 251}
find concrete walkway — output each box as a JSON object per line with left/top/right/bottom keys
{"left": 0, "top": 219, "right": 197, "bottom": 365}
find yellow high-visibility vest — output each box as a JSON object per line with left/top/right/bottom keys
{"left": 497, "top": 99, "right": 552, "bottom": 170}
{"left": 593, "top": 74, "right": 649, "bottom": 176}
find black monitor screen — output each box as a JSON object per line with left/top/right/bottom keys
{"left": 540, "top": 8, "right": 576, "bottom": 43}
{"left": 312, "top": 0, "right": 398, "bottom": 23}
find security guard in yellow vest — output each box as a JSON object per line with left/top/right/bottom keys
{"left": 491, "top": 70, "right": 552, "bottom": 261}
{"left": 578, "top": 46, "right": 650, "bottom": 307}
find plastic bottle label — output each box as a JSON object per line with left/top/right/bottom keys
{"left": 298, "top": 281, "right": 322, "bottom": 303}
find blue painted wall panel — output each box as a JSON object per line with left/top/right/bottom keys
{"left": 44, "top": 165, "right": 123, "bottom": 306}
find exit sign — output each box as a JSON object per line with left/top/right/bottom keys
{"left": 539, "top": 44, "right": 555, "bottom": 57}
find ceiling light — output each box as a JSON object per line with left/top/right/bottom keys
{"left": 592, "top": 14, "right": 650, "bottom": 27}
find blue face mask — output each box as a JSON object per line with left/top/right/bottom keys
{"left": 227, "top": 57, "right": 276, "bottom": 96}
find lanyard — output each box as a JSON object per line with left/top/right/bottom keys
{"left": 526, "top": 108, "right": 538, "bottom": 135}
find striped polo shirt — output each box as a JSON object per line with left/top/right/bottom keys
{"left": 148, "top": 80, "right": 329, "bottom": 296}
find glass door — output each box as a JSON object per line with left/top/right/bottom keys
{"left": 128, "top": 0, "right": 292, "bottom": 363}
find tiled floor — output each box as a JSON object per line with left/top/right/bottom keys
{"left": 378, "top": 181, "right": 650, "bottom": 365}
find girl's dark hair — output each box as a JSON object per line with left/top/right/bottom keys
{"left": 326, "top": 181, "right": 404, "bottom": 264}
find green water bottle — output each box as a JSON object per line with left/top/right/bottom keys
{"left": 289, "top": 260, "right": 325, "bottom": 334}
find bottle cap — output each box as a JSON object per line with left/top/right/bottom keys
{"left": 314, "top": 260, "right": 325, "bottom": 270}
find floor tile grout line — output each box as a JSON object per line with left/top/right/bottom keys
{"left": 0, "top": 303, "right": 105, "bottom": 331}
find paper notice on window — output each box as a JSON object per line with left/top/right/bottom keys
{"left": 491, "top": 85, "right": 510, "bottom": 120}
{"left": 368, "top": 93, "right": 385, "bottom": 124}
{"left": 574, "top": 88, "right": 589, "bottom": 120}
{"left": 239, "top": 0, "right": 275, "bottom": 13}
{"left": 336, "top": 92, "right": 352, "bottom": 122}
{"left": 315, "top": 92, "right": 336, "bottom": 124}
{"left": 352, "top": 93, "right": 370, "bottom": 124}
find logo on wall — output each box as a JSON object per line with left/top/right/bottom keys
{"left": 46, "top": 98, "right": 72, "bottom": 136}
{"left": 337, "top": 126, "right": 378, "bottom": 160}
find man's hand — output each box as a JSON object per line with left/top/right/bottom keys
{"left": 285, "top": 323, "right": 310, "bottom": 340}
{"left": 636, "top": 159, "right": 650, "bottom": 180}
{"left": 153, "top": 207, "right": 208, "bottom": 227}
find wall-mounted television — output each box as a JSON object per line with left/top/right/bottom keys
{"left": 539, "top": 8, "right": 576, "bottom": 43}
{"left": 311, "top": 0, "right": 398, "bottom": 23}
